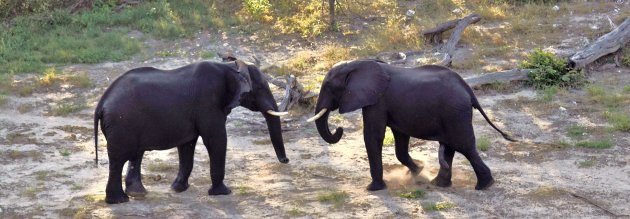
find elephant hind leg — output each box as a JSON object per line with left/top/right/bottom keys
{"left": 462, "top": 148, "right": 494, "bottom": 190}
{"left": 171, "top": 138, "right": 198, "bottom": 193}
{"left": 431, "top": 142, "right": 455, "bottom": 188}
{"left": 125, "top": 151, "right": 147, "bottom": 197}
{"left": 392, "top": 129, "right": 420, "bottom": 174}
{"left": 106, "top": 156, "right": 130, "bottom": 204}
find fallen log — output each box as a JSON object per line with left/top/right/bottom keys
{"left": 464, "top": 69, "right": 531, "bottom": 88}
{"left": 568, "top": 17, "right": 630, "bottom": 69}
{"left": 439, "top": 14, "right": 482, "bottom": 66}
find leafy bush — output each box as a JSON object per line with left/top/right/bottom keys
{"left": 520, "top": 49, "right": 584, "bottom": 88}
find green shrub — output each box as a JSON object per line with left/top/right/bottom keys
{"left": 520, "top": 49, "right": 584, "bottom": 88}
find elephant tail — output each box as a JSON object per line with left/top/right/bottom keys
{"left": 438, "top": 144, "right": 450, "bottom": 169}
{"left": 94, "top": 100, "right": 104, "bottom": 166}
{"left": 471, "top": 97, "right": 517, "bottom": 142}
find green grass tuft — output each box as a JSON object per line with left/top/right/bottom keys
{"left": 477, "top": 136, "right": 491, "bottom": 152}
{"left": 398, "top": 189, "right": 426, "bottom": 199}
{"left": 603, "top": 111, "right": 630, "bottom": 132}
{"left": 577, "top": 160, "right": 594, "bottom": 168}
{"left": 287, "top": 207, "right": 306, "bottom": 217}
{"left": 423, "top": 201, "right": 456, "bottom": 212}
{"left": 49, "top": 102, "right": 87, "bottom": 116}
{"left": 317, "top": 190, "right": 348, "bottom": 208}
{"left": 566, "top": 125, "right": 588, "bottom": 138}
{"left": 576, "top": 139, "right": 613, "bottom": 149}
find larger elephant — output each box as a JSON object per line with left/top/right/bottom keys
{"left": 307, "top": 60, "right": 515, "bottom": 191}
{"left": 94, "top": 60, "right": 289, "bottom": 204}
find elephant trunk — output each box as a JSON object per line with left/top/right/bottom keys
{"left": 263, "top": 113, "right": 289, "bottom": 163}
{"left": 315, "top": 110, "right": 343, "bottom": 144}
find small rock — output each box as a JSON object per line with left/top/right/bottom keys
{"left": 406, "top": 9, "right": 415, "bottom": 17}
{"left": 559, "top": 106, "right": 567, "bottom": 111}
{"left": 552, "top": 5, "right": 560, "bottom": 11}
{"left": 452, "top": 8, "right": 462, "bottom": 14}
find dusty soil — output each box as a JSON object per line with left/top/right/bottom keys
{"left": 1, "top": 28, "right": 630, "bottom": 218}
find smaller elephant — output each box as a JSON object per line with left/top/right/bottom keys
{"left": 94, "top": 60, "right": 289, "bottom": 204}
{"left": 307, "top": 60, "right": 515, "bottom": 191}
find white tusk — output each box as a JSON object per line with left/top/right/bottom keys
{"left": 306, "top": 108, "right": 328, "bottom": 122}
{"left": 266, "top": 110, "right": 289, "bottom": 116}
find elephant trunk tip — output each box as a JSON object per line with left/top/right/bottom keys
{"left": 323, "top": 127, "right": 343, "bottom": 144}
{"left": 278, "top": 157, "right": 289, "bottom": 163}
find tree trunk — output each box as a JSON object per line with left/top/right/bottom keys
{"left": 568, "top": 17, "right": 630, "bottom": 69}
{"left": 329, "top": 0, "right": 336, "bottom": 30}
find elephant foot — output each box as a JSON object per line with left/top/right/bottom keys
{"left": 430, "top": 177, "right": 452, "bottom": 188}
{"left": 208, "top": 183, "right": 231, "bottom": 195}
{"left": 105, "top": 192, "right": 129, "bottom": 204}
{"left": 125, "top": 182, "right": 147, "bottom": 197}
{"left": 171, "top": 181, "right": 190, "bottom": 193}
{"left": 475, "top": 177, "right": 494, "bottom": 190}
{"left": 366, "top": 180, "right": 386, "bottom": 191}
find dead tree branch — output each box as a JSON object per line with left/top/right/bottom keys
{"left": 569, "top": 17, "right": 630, "bottom": 69}
{"left": 422, "top": 14, "right": 481, "bottom": 45}
{"left": 438, "top": 14, "right": 482, "bottom": 66}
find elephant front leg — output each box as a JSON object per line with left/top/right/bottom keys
{"left": 431, "top": 142, "right": 455, "bottom": 187}
{"left": 125, "top": 151, "right": 147, "bottom": 197}
{"left": 392, "top": 129, "right": 420, "bottom": 174}
{"left": 202, "top": 132, "right": 231, "bottom": 195}
{"left": 362, "top": 109, "right": 387, "bottom": 191}
{"left": 171, "top": 139, "right": 197, "bottom": 193}
{"left": 106, "top": 158, "right": 129, "bottom": 204}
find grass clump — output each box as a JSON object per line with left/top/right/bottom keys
{"left": 49, "top": 102, "right": 87, "bottom": 116}
{"left": 577, "top": 160, "right": 594, "bottom": 168}
{"left": 423, "top": 201, "right": 456, "bottom": 212}
{"left": 316, "top": 190, "right": 348, "bottom": 208}
{"left": 520, "top": 49, "right": 584, "bottom": 89}
{"left": 0, "top": 94, "right": 7, "bottom": 106}
{"left": 236, "top": 185, "right": 253, "bottom": 195}
{"left": 383, "top": 127, "right": 395, "bottom": 146}
{"left": 603, "top": 111, "right": 630, "bottom": 132}
{"left": 576, "top": 139, "right": 613, "bottom": 149}
{"left": 539, "top": 86, "right": 559, "bottom": 102}
{"left": 398, "top": 189, "right": 426, "bottom": 199}
{"left": 287, "top": 207, "right": 306, "bottom": 217}
{"left": 21, "top": 186, "right": 43, "bottom": 198}
{"left": 476, "top": 136, "right": 491, "bottom": 152}
{"left": 566, "top": 125, "right": 588, "bottom": 138}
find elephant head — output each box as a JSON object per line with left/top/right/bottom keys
{"left": 307, "top": 60, "right": 390, "bottom": 144}
{"left": 227, "top": 60, "right": 289, "bottom": 163}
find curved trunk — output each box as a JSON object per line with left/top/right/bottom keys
{"left": 315, "top": 111, "right": 343, "bottom": 144}
{"left": 263, "top": 113, "right": 289, "bottom": 163}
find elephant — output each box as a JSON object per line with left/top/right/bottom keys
{"left": 94, "top": 60, "right": 289, "bottom": 204}
{"left": 307, "top": 60, "right": 515, "bottom": 191}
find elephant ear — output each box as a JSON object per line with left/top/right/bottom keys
{"left": 338, "top": 60, "right": 390, "bottom": 114}
{"left": 224, "top": 60, "right": 253, "bottom": 114}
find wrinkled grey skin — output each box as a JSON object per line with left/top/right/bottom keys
{"left": 94, "top": 61, "right": 289, "bottom": 204}
{"left": 312, "top": 60, "right": 515, "bottom": 191}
